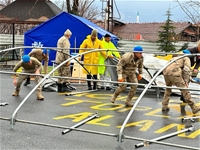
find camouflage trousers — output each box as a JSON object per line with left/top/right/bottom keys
{"left": 113, "top": 73, "right": 138, "bottom": 102}
{"left": 57, "top": 65, "right": 71, "bottom": 84}
{"left": 162, "top": 75, "right": 195, "bottom": 108}
{"left": 15, "top": 69, "right": 42, "bottom": 91}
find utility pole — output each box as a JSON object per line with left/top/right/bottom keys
{"left": 106, "top": 0, "right": 113, "bottom": 33}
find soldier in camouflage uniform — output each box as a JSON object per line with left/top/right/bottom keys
{"left": 110, "top": 46, "right": 144, "bottom": 107}
{"left": 24, "top": 48, "right": 49, "bottom": 86}
{"left": 55, "top": 29, "right": 72, "bottom": 92}
{"left": 162, "top": 53, "right": 200, "bottom": 114}
{"left": 12, "top": 55, "right": 44, "bottom": 100}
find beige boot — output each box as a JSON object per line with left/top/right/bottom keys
{"left": 12, "top": 90, "right": 19, "bottom": 96}
{"left": 162, "top": 98, "right": 170, "bottom": 112}
{"left": 162, "top": 106, "right": 170, "bottom": 112}
{"left": 36, "top": 90, "right": 44, "bottom": 100}
{"left": 110, "top": 93, "right": 119, "bottom": 103}
{"left": 124, "top": 101, "right": 133, "bottom": 107}
{"left": 191, "top": 105, "right": 200, "bottom": 114}
{"left": 125, "top": 97, "right": 133, "bottom": 107}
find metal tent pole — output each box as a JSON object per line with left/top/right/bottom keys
{"left": 62, "top": 113, "right": 99, "bottom": 134}
{"left": 135, "top": 125, "right": 194, "bottom": 148}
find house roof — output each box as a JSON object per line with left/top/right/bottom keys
{"left": 113, "top": 22, "right": 191, "bottom": 41}
{"left": 0, "top": 0, "right": 62, "bottom": 24}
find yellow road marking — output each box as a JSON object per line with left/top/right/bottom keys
{"left": 53, "top": 112, "right": 93, "bottom": 122}
{"left": 88, "top": 115, "right": 113, "bottom": 126}
{"left": 117, "top": 120, "right": 155, "bottom": 131}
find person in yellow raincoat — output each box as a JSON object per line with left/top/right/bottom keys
{"left": 79, "top": 29, "right": 107, "bottom": 90}
{"left": 98, "top": 33, "right": 121, "bottom": 90}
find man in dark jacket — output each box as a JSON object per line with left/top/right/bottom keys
{"left": 183, "top": 40, "right": 200, "bottom": 75}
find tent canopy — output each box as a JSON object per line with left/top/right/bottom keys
{"left": 24, "top": 12, "right": 119, "bottom": 66}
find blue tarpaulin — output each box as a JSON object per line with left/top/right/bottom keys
{"left": 24, "top": 12, "right": 119, "bottom": 66}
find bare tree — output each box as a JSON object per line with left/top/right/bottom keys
{"left": 175, "top": 0, "right": 200, "bottom": 24}
{"left": 79, "top": 0, "right": 100, "bottom": 20}
{"left": 175, "top": 0, "right": 200, "bottom": 40}
{"left": 55, "top": 0, "right": 100, "bottom": 20}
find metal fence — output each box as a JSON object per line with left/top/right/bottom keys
{"left": 118, "top": 40, "right": 198, "bottom": 52}
{"left": 0, "top": 33, "right": 198, "bottom": 67}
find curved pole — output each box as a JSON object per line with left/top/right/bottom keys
{"left": 0, "top": 71, "right": 44, "bottom": 77}
{"left": 0, "top": 46, "right": 179, "bottom": 56}
{"left": 117, "top": 53, "right": 199, "bottom": 147}
{"left": 0, "top": 46, "right": 115, "bottom": 80}
{"left": 10, "top": 48, "right": 113, "bottom": 129}
{"left": 0, "top": 46, "right": 104, "bottom": 80}
{"left": 1, "top": 68, "right": 197, "bottom": 91}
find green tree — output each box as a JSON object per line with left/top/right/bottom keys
{"left": 157, "top": 9, "right": 177, "bottom": 52}
{"left": 179, "top": 42, "right": 189, "bottom": 51}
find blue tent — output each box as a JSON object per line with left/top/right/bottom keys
{"left": 24, "top": 12, "right": 119, "bottom": 66}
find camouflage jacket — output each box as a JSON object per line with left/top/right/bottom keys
{"left": 163, "top": 56, "right": 191, "bottom": 83}
{"left": 13, "top": 57, "right": 41, "bottom": 72}
{"left": 55, "top": 36, "right": 70, "bottom": 65}
{"left": 117, "top": 52, "right": 143, "bottom": 75}
{"left": 28, "top": 49, "right": 48, "bottom": 74}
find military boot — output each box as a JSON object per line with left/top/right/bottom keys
{"left": 63, "top": 83, "right": 72, "bottom": 92}
{"left": 125, "top": 101, "right": 133, "bottom": 107}
{"left": 57, "top": 83, "right": 63, "bottom": 92}
{"left": 125, "top": 97, "right": 133, "bottom": 107}
{"left": 162, "top": 97, "right": 170, "bottom": 112}
{"left": 162, "top": 106, "right": 170, "bottom": 112}
{"left": 190, "top": 105, "right": 200, "bottom": 114}
{"left": 110, "top": 93, "right": 119, "bottom": 103}
{"left": 36, "top": 90, "right": 44, "bottom": 100}
{"left": 12, "top": 90, "right": 20, "bottom": 96}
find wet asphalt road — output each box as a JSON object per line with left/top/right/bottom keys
{"left": 0, "top": 73, "right": 200, "bottom": 150}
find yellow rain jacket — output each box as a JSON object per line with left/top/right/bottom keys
{"left": 79, "top": 35, "right": 107, "bottom": 75}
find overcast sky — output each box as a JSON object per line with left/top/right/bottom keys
{"left": 52, "top": 0, "right": 189, "bottom": 23}
{"left": 94, "top": 0, "right": 188, "bottom": 23}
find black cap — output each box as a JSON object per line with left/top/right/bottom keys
{"left": 104, "top": 33, "right": 111, "bottom": 38}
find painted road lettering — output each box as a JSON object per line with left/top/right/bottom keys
{"left": 55, "top": 94, "right": 200, "bottom": 139}
{"left": 117, "top": 120, "right": 155, "bottom": 131}
{"left": 54, "top": 112, "right": 112, "bottom": 126}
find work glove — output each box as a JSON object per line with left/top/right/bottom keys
{"left": 137, "top": 74, "right": 142, "bottom": 80}
{"left": 66, "top": 61, "right": 71, "bottom": 66}
{"left": 108, "top": 55, "right": 114, "bottom": 58}
{"left": 118, "top": 74, "right": 124, "bottom": 82}
{"left": 78, "top": 57, "right": 81, "bottom": 61}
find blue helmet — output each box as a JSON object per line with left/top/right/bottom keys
{"left": 22, "top": 55, "right": 30, "bottom": 63}
{"left": 43, "top": 49, "right": 48, "bottom": 55}
{"left": 133, "top": 45, "right": 143, "bottom": 52}
{"left": 182, "top": 49, "right": 191, "bottom": 54}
